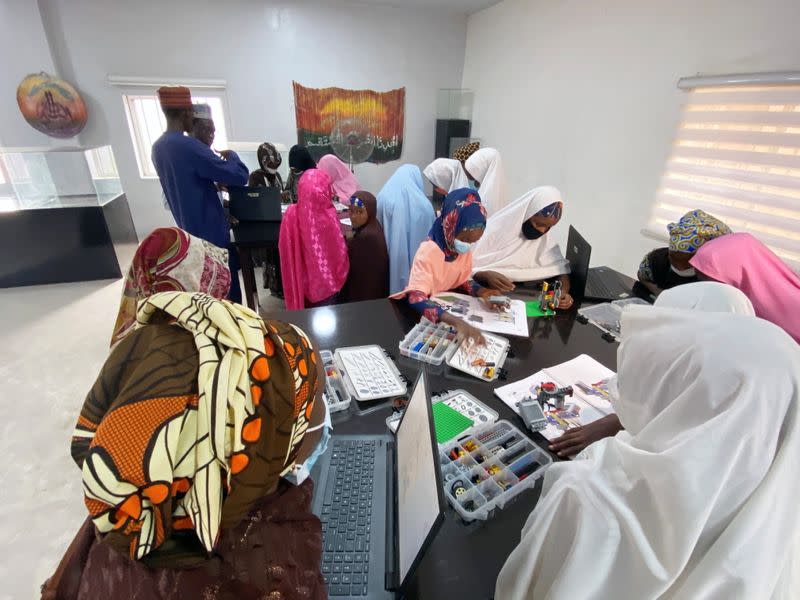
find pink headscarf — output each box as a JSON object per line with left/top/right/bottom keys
{"left": 279, "top": 169, "right": 349, "bottom": 310}
{"left": 691, "top": 232, "right": 800, "bottom": 343}
{"left": 316, "top": 154, "right": 360, "bottom": 202}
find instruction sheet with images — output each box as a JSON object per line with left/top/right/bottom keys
{"left": 433, "top": 292, "right": 529, "bottom": 337}
{"left": 494, "top": 354, "right": 616, "bottom": 441}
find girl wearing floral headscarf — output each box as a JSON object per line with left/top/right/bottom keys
{"left": 637, "top": 209, "right": 731, "bottom": 297}
{"left": 248, "top": 142, "right": 284, "bottom": 189}
{"left": 392, "top": 188, "right": 501, "bottom": 342}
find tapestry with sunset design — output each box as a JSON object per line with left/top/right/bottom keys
{"left": 292, "top": 81, "right": 405, "bottom": 164}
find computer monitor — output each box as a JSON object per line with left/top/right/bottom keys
{"left": 394, "top": 371, "right": 445, "bottom": 592}
{"left": 566, "top": 225, "right": 591, "bottom": 302}
{"left": 229, "top": 186, "right": 282, "bottom": 222}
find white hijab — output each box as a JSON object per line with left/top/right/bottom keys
{"left": 423, "top": 158, "right": 470, "bottom": 193}
{"left": 471, "top": 186, "right": 569, "bottom": 281}
{"left": 496, "top": 307, "right": 800, "bottom": 600}
{"left": 655, "top": 281, "right": 755, "bottom": 315}
{"left": 465, "top": 148, "right": 508, "bottom": 215}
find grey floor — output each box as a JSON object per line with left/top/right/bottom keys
{"left": 0, "top": 267, "right": 283, "bottom": 599}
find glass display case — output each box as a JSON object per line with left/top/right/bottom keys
{"left": 0, "top": 145, "right": 136, "bottom": 287}
{"left": 0, "top": 145, "right": 123, "bottom": 211}
{"left": 437, "top": 89, "right": 475, "bottom": 121}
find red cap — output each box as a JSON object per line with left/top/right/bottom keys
{"left": 157, "top": 86, "right": 192, "bottom": 110}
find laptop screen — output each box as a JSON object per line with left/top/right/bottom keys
{"left": 395, "top": 372, "right": 444, "bottom": 585}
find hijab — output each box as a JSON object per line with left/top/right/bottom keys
{"left": 75, "top": 292, "right": 321, "bottom": 562}
{"left": 496, "top": 306, "right": 800, "bottom": 599}
{"left": 690, "top": 232, "right": 800, "bottom": 343}
{"left": 472, "top": 185, "right": 570, "bottom": 281}
{"left": 464, "top": 147, "right": 508, "bottom": 215}
{"left": 376, "top": 164, "right": 436, "bottom": 293}
{"left": 316, "top": 154, "right": 360, "bottom": 202}
{"left": 288, "top": 145, "right": 316, "bottom": 172}
{"left": 429, "top": 188, "right": 487, "bottom": 262}
{"left": 655, "top": 281, "right": 755, "bottom": 315}
{"left": 341, "top": 191, "right": 390, "bottom": 302}
{"left": 110, "top": 227, "right": 230, "bottom": 347}
{"left": 668, "top": 209, "right": 731, "bottom": 253}
{"left": 249, "top": 142, "right": 283, "bottom": 188}
{"left": 423, "top": 158, "right": 470, "bottom": 193}
{"left": 279, "top": 169, "right": 349, "bottom": 310}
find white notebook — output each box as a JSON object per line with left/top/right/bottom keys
{"left": 494, "top": 354, "right": 616, "bottom": 441}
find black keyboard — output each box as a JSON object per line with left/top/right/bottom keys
{"left": 585, "top": 276, "right": 617, "bottom": 299}
{"left": 321, "top": 439, "right": 376, "bottom": 597}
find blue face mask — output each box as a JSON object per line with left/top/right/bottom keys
{"left": 284, "top": 397, "right": 332, "bottom": 485}
{"left": 453, "top": 238, "right": 475, "bottom": 254}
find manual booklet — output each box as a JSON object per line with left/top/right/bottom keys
{"left": 494, "top": 354, "right": 616, "bottom": 441}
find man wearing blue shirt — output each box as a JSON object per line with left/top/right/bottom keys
{"left": 152, "top": 86, "right": 248, "bottom": 302}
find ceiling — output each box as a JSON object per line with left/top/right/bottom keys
{"left": 326, "top": 0, "right": 502, "bottom": 14}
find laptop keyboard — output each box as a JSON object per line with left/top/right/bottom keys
{"left": 585, "top": 276, "right": 617, "bottom": 299}
{"left": 321, "top": 439, "right": 376, "bottom": 597}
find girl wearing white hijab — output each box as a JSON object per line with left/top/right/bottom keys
{"left": 472, "top": 186, "right": 572, "bottom": 308}
{"left": 655, "top": 281, "right": 755, "bottom": 315}
{"left": 497, "top": 307, "right": 800, "bottom": 600}
{"left": 548, "top": 281, "right": 757, "bottom": 458}
{"left": 423, "top": 158, "right": 470, "bottom": 195}
{"left": 464, "top": 147, "right": 508, "bottom": 215}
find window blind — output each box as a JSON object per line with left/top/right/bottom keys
{"left": 645, "top": 81, "right": 800, "bottom": 270}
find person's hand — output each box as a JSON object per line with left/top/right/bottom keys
{"left": 480, "top": 271, "right": 515, "bottom": 293}
{"left": 557, "top": 292, "right": 574, "bottom": 310}
{"left": 227, "top": 214, "right": 239, "bottom": 227}
{"left": 548, "top": 414, "right": 623, "bottom": 458}
{"left": 453, "top": 319, "right": 485, "bottom": 346}
{"left": 219, "top": 149, "right": 234, "bottom": 161}
{"left": 477, "top": 287, "right": 505, "bottom": 312}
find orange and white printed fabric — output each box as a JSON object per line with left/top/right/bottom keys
{"left": 72, "top": 292, "right": 319, "bottom": 560}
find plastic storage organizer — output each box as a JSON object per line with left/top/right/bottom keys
{"left": 398, "top": 319, "right": 510, "bottom": 382}
{"left": 440, "top": 420, "right": 552, "bottom": 521}
{"left": 319, "top": 350, "right": 351, "bottom": 413}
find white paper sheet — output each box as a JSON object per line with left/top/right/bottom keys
{"left": 494, "top": 354, "right": 615, "bottom": 441}
{"left": 340, "top": 218, "right": 352, "bottom": 226}
{"left": 433, "top": 292, "right": 529, "bottom": 337}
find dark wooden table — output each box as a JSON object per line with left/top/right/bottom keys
{"left": 262, "top": 293, "right": 622, "bottom": 600}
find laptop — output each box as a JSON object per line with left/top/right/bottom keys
{"left": 566, "top": 225, "right": 637, "bottom": 302}
{"left": 310, "top": 371, "right": 445, "bottom": 598}
{"left": 229, "top": 186, "right": 282, "bottom": 222}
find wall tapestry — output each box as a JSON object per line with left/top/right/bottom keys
{"left": 292, "top": 82, "right": 404, "bottom": 165}
{"left": 16, "top": 72, "right": 88, "bottom": 138}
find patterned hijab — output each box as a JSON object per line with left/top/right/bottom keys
{"left": 73, "top": 292, "right": 320, "bottom": 562}
{"left": 110, "top": 227, "right": 230, "bottom": 347}
{"left": 279, "top": 169, "right": 349, "bottom": 309}
{"left": 257, "top": 142, "right": 282, "bottom": 171}
{"left": 452, "top": 141, "right": 480, "bottom": 163}
{"left": 668, "top": 209, "right": 731, "bottom": 253}
{"left": 429, "top": 188, "right": 487, "bottom": 262}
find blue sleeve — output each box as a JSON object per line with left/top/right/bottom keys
{"left": 191, "top": 144, "right": 249, "bottom": 186}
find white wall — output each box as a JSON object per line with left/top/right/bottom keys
{"left": 463, "top": 0, "right": 800, "bottom": 275}
{"left": 0, "top": 0, "right": 59, "bottom": 148}
{"left": 38, "top": 0, "right": 468, "bottom": 238}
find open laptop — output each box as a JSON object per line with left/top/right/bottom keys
{"left": 229, "top": 186, "right": 282, "bottom": 222}
{"left": 310, "top": 370, "right": 445, "bottom": 598}
{"left": 566, "top": 225, "right": 637, "bottom": 302}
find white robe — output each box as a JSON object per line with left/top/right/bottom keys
{"left": 495, "top": 307, "right": 800, "bottom": 600}
{"left": 465, "top": 148, "right": 508, "bottom": 215}
{"left": 655, "top": 281, "right": 755, "bottom": 315}
{"left": 423, "top": 158, "right": 470, "bottom": 193}
{"left": 471, "top": 186, "right": 569, "bottom": 281}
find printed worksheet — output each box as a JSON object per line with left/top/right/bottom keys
{"left": 494, "top": 354, "right": 616, "bottom": 441}
{"left": 434, "top": 292, "right": 529, "bottom": 337}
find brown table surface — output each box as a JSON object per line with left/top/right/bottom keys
{"left": 261, "top": 282, "right": 629, "bottom": 599}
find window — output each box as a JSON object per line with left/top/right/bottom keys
{"left": 645, "top": 77, "right": 800, "bottom": 270}
{"left": 122, "top": 93, "right": 229, "bottom": 178}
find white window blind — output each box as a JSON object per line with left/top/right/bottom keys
{"left": 645, "top": 79, "right": 800, "bottom": 271}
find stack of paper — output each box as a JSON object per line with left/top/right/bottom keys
{"left": 494, "top": 354, "right": 616, "bottom": 441}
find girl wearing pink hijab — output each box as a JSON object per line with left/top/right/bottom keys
{"left": 316, "top": 154, "right": 360, "bottom": 203}
{"left": 691, "top": 232, "right": 800, "bottom": 343}
{"left": 279, "top": 169, "right": 349, "bottom": 310}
